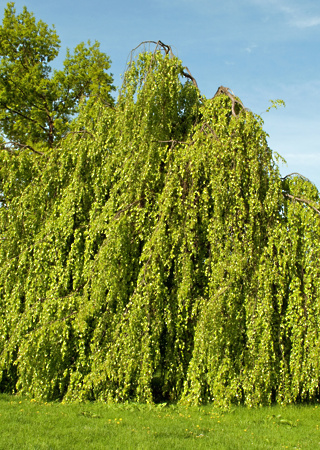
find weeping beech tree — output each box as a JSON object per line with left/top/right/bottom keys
{"left": 1, "top": 42, "right": 320, "bottom": 405}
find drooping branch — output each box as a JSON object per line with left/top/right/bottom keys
{"left": 156, "top": 40, "right": 173, "bottom": 56}
{"left": 181, "top": 66, "right": 199, "bottom": 89}
{"left": 128, "top": 40, "right": 174, "bottom": 64}
{"left": 283, "top": 192, "right": 320, "bottom": 216}
{"left": 281, "top": 173, "right": 320, "bottom": 215}
{"left": 282, "top": 172, "right": 314, "bottom": 184}
{"left": 212, "top": 86, "right": 246, "bottom": 117}
{"left": 127, "top": 40, "right": 199, "bottom": 89}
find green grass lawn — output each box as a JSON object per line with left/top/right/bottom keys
{"left": 0, "top": 394, "right": 319, "bottom": 449}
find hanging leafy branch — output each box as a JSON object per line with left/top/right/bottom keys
{"left": 282, "top": 173, "right": 320, "bottom": 216}
{"left": 0, "top": 38, "right": 320, "bottom": 407}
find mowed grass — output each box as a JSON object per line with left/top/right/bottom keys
{"left": 0, "top": 394, "right": 319, "bottom": 449}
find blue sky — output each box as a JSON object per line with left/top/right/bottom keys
{"left": 2, "top": 0, "right": 320, "bottom": 188}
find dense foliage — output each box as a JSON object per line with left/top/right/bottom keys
{"left": 1, "top": 41, "right": 320, "bottom": 406}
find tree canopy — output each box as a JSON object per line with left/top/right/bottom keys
{"left": 1, "top": 37, "right": 320, "bottom": 406}
{"left": 0, "top": 2, "right": 114, "bottom": 151}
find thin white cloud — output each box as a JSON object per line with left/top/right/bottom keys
{"left": 292, "top": 16, "right": 320, "bottom": 28}
{"left": 251, "top": 0, "right": 320, "bottom": 29}
{"left": 245, "top": 44, "right": 258, "bottom": 53}
{"left": 279, "top": 4, "right": 320, "bottom": 28}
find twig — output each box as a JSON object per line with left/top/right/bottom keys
{"left": 157, "top": 139, "right": 192, "bottom": 146}
{"left": 60, "top": 130, "right": 95, "bottom": 142}
{"left": 114, "top": 199, "right": 140, "bottom": 218}
{"left": 200, "top": 123, "right": 219, "bottom": 140}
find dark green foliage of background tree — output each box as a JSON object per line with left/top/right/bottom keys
{"left": 0, "top": 2, "right": 114, "bottom": 151}
{"left": 1, "top": 38, "right": 320, "bottom": 406}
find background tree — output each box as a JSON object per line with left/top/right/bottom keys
{"left": 0, "top": 2, "right": 115, "bottom": 151}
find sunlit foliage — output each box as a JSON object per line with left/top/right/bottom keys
{"left": 1, "top": 44, "right": 320, "bottom": 405}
